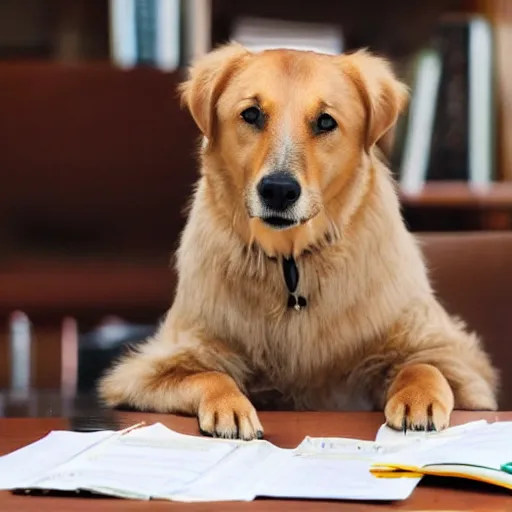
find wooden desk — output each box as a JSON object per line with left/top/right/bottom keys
{"left": 1, "top": 411, "right": 512, "bottom": 510}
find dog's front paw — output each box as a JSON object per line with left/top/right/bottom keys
{"left": 384, "top": 363, "right": 454, "bottom": 432}
{"left": 198, "top": 392, "right": 264, "bottom": 441}
{"left": 385, "top": 387, "right": 452, "bottom": 432}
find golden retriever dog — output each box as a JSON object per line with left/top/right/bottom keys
{"left": 99, "top": 43, "right": 498, "bottom": 440}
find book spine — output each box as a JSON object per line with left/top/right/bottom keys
{"left": 135, "top": 0, "right": 157, "bottom": 66}
{"left": 399, "top": 50, "right": 442, "bottom": 194}
{"left": 427, "top": 21, "right": 470, "bottom": 181}
{"left": 183, "top": 0, "right": 211, "bottom": 64}
{"left": 9, "top": 311, "right": 32, "bottom": 395}
{"left": 468, "top": 16, "right": 495, "bottom": 187}
{"left": 155, "top": 0, "right": 181, "bottom": 72}
{"left": 109, "top": 0, "right": 137, "bottom": 69}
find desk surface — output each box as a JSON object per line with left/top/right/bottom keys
{"left": 1, "top": 410, "right": 511, "bottom": 511}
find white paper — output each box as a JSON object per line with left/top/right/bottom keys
{"left": 375, "top": 420, "right": 489, "bottom": 445}
{"left": 27, "top": 423, "right": 243, "bottom": 500}
{"left": 255, "top": 450, "right": 419, "bottom": 501}
{"left": 0, "top": 429, "right": 114, "bottom": 490}
{"left": 377, "top": 421, "right": 512, "bottom": 472}
{"left": 11, "top": 421, "right": 511, "bottom": 502}
{"left": 170, "top": 441, "right": 282, "bottom": 502}
{"left": 252, "top": 433, "right": 423, "bottom": 501}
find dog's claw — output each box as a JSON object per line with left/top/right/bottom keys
{"left": 426, "top": 404, "right": 436, "bottom": 432}
{"left": 198, "top": 394, "right": 264, "bottom": 441}
{"left": 199, "top": 427, "right": 213, "bottom": 437}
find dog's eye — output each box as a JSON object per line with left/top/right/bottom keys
{"left": 241, "top": 106, "right": 264, "bottom": 129}
{"left": 315, "top": 113, "right": 337, "bottom": 134}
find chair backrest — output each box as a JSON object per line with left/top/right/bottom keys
{"left": 419, "top": 232, "right": 512, "bottom": 410}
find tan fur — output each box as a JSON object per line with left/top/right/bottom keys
{"left": 99, "top": 43, "right": 498, "bottom": 439}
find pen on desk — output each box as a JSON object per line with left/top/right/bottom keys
{"left": 69, "top": 422, "right": 148, "bottom": 462}
{"left": 119, "top": 421, "right": 147, "bottom": 436}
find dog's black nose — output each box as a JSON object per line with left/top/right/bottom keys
{"left": 257, "top": 172, "right": 301, "bottom": 211}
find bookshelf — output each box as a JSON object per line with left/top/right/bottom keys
{"left": 1, "top": 1, "right": 510, "bottom": 223}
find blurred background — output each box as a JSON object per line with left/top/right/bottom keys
{"left": 1, "top": 0, "right": 512, "bottom": 415}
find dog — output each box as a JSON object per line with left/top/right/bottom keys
{"left": 98, "top": 43, "right": 498, "bottom": 440}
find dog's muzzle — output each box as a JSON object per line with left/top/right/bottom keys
{"left": 256, "top": 172, "right": 301, "bottom": 229}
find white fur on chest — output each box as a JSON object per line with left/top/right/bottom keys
{"left": 203, "top": 251, "right": 387, "bottom": 386}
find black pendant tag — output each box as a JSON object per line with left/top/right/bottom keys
{"left": 287, "top": 294, "right": 307, "bottom": 311}
{"left": 282, "top": 257, "right": 299, "bottom": 292}
{"left": 282, "top": 257, "right": 307, "bottom": 311}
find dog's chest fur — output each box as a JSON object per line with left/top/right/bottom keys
{"left": 174, "top": 176, "right": 427, "bottom": 411}
{"left": 197, "top": 241, "right": 396, "bottom": 410}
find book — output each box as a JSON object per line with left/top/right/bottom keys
{"left": 372, "top": 420, "right": 512, "bottom": 490}
{"left": 495, "top": 15, "right": 512, "bottom": 180}
{"left": 154, "top": 0, "right": 180, "bottom": 72}
{"left": 468, "top": 16, "right": 495, "bottom": 188}
{"left": 182, "top": 0, "right": 211, "bottom": 64}
{"left": 109, "top": 0, "right": 137, "bottom": 68}
{"left": 398, "top": 48, "right": 442, "bottom": 194}
{"left": 9, "top": 311, "right": 32, "bottom": 394}
{"left": 395, "top": 14, "right": 495, "bottom": 191}
{"left": 231, "top": 16, "right": 343, "bottom": 55}
{"left": 109, "top": 0, "right": 180, "bottom": 71}
{"left": 427, "top": 16, "right": 473, "bottom": 183}
{"left": 135, "top": 0, "right": 157, "bottom": 65}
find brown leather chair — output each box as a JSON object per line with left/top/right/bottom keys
{"left": 419, "top": 232, "right": 512, "bottom": 410}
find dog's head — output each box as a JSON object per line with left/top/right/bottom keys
{"left": 179, "top": 43, "right": 408, "bottom": 255}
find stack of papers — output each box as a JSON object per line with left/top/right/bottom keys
{"left": 1, "top": 420, "right": 511, "bottom": 502}
{"left": 0, "top": 422, "right": 420, "bottom": 502}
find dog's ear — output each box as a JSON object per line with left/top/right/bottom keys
{"left": 179, "top": 42, "right": 250, "bottom": 142}
{"left": 341, "top": 50, "right": 409, "bottom": 152}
